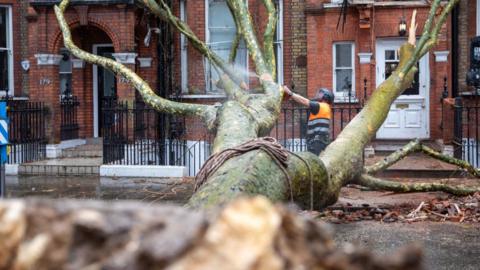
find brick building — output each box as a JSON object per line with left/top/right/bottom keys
{"left": 0, "top": 0, "right": 478, "bottom": 163}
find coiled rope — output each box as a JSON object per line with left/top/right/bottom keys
{"left": 194, "top": 137, "right": 314, "bottom": 208}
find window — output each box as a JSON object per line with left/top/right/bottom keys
{"left": 59, "top": 48, "right": 72, "bottom": 96}
{"left": 384, "top": 49, "right": 419, "bottom": 96}
{"left": 180, "top": 0, "right": 188, "bottom": 93}
{"left": 274, "top": 0, "right": 283, "bottom": 85}
{"left": 333, "top": 42, "right": 355, "bottom": 99}
{"left": 0, "top": 6, "right": 12, "bottom": 95}
{"left": 206, "top": 0, "right": 247, "bottom": 93}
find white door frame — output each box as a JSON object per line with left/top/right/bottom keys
{"left": 92, "top": 44, "right": 114, "bottom": 138}
{"left": 376, "top": 39, "right": 430, "bottom": 139}
{"left": 477, "top": 0, "right": 480, "bottom": 36}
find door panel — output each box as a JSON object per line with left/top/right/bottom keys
{"left": 93, "top": 45, "right": 117, "bottom": 138}
{"left": 376, "top": 40, "right": 429, "bottom": 139}
{"left": 384, "top": 110, "right": 401, "bottom": 128}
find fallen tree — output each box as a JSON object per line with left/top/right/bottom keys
{"left": 54, "top": 0, "right": 478, "bottom": 209}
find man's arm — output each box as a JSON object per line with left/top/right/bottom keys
{"left": 283, "top": 86, "right": 310, "bottom": 107}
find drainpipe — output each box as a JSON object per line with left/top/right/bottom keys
{"left": 451, "top": 4, "right": 459, "bottom": 97}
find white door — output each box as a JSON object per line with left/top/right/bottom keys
{"left": 376, "top": 39, "right": 430, "bottom": 139}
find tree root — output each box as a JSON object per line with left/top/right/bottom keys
{"left": 357, "top": 174, "right": 480, "bottom": 196}
{"left": 364, "top": 139, "right": 480, "bottom": 178}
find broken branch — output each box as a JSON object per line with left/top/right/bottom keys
{"left": 358, "top": 174, "right": 480, "bottom": 196}
{"left": 364, "top": 139, "right": 479, "bottom": 178}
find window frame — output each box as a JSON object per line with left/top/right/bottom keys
{"left": 274, "top": 0, "right": 284, "bottom": 85}
{"left": 59, "top": 48, "right": 73, "bottom": 96}
{"left": 180, "top": 0, "right": 188, "bottom": 93}
{"left": 0, "top": 5, "right": 13, "bottom": 96}
{"left": 477, "top": 0, "right": 480, "bottom": 36}
{"left": 332, "top": 41, "right": 355, "bottom": 102}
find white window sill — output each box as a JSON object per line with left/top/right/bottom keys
{"left": 334, "top": 97, "right": 360, "bottom": 104}
{"left": 169, "top": 94, "right": 227, "bottom": 100}
{"left": 459, "top": 90, "right": 480, "bottom": 97}
{"left": 324, "top": 1, "right": 429, "bottom": 9}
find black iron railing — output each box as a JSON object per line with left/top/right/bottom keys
{"left": 102, "top": 100, "right": 212, "bottom": 174}
{"left": 102, "top": 96, "right": 367, "bottom": 175}
{"left": 60, "top": 95, "right": 80, "bottom": 140}
{"left": 453, "top": 97, "right": 480, "bottom": 168}
{"left": 4, "top": 99, "right": 48, "bottom": 164}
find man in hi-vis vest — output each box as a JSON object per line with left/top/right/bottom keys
{"left": 283, "top": 86, "right": 334, "bottom": 155}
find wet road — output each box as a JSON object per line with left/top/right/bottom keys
{"left": 5, "top": 175, "right": 193, "bottom": 204}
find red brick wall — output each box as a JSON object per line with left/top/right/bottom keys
{"left": 26, "top": 3, "right": 157, "bottom": 141}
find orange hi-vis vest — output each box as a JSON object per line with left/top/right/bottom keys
{"left": 307, "top": 102, "right": 332, "bottom": 139}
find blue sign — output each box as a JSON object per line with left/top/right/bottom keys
{"left": 0, "top": 102, "right": 8, "bottom": 164}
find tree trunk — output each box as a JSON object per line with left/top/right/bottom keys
{"left": 0, "top": 197, "right": 422, "bottom": 270}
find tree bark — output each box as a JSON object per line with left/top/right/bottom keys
{"left": 0, "top": 197, "right": 423, "bottom": 270}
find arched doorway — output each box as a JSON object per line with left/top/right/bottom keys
{"left": 70, "top": 26, "right": 117, "bottom": 138}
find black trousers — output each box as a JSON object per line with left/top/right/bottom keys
{"left": 307, "top": 133, "right": 331, "bottom": 156}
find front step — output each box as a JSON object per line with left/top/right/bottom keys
{"left": 365, "top": 152, "right": 462, "bottom": 178}
{"left": 371, "top": 139, "right": 443, "bottom": 154}
{"left": 19, "top": 157, "right": 102, "bottom": 176}
{"left": 62, "top": 144, "right": 103, "bottom": 158}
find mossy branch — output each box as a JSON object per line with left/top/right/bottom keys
{"left": 364, "top": 139, "right": 421, "bottom": 174}
{"left": 228, "top": 32, "right": 242, "bottom": 64}
{"left": 55, "top": 1, "right": 217, "bottom": 127}
{"left": 358, "top": 174, "right": 480, "bottom": 197}
{"left": 227, "top": 0, "right": 280, "bottom": 100}
{"left": 364, "top": 139, "right": 479, "bottom": 178}
{"left": 261, "top": 0, "right": 277, "bottom": 78}
{"left": 401, "top": 0, "right": 459, "bottom": 76}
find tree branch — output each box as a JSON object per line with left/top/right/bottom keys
{"left": 358, "top": 174, "right": 480, "bottom": 196}
{"left": 55, "top": 1, "right": 217, "bottom": 127}
{"left": 364, "top": 139, "right": 479, "bottom": 178}
{"left": 261, "top": 0, "right": 277, "bottom": 78}
{"left": 418, "top": 0, "right": 460, "bottom": 57}
{"left": 141, "top": 0, "right": 244, "bottom": 87}
{"left": 364, "top": 139, "right": 421, "bottom": 175}
{"left": 400, "top": 0, "right": 459, "bottom": 76}
{"left": 218, "top": 73, "right": 249, "bottom": 102}
{"left": 419, "top": 144, "right": 480, "bottom": 178}
{"left": 228, "top": 33, "right": 242, "bottom": 64}
{"left": 227, "top": 0, "right": 280, "bottom": 99}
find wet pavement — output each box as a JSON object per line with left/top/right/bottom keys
{"left": 334, "top": 222, "right": 480, "bottom": 270}
{"left": 5, "top": 175, "right": 194, "bottom": 204}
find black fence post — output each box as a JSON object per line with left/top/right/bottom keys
{"left": 453, "top": 97, "right": 463, "bottom": 159}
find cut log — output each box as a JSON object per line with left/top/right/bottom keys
{"left": 0, "top": 197, "right": 422, "bottom": 270}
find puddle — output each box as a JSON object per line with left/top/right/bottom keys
{"left": 4, "top": 175, "right": 193, "bottom": 205}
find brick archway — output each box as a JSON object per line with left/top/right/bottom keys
{"left": 50, "top": 19, "right": 121, "bottom": 54}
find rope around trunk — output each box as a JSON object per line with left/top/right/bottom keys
{"left": 194, "top": 137, "right": 313, "bottom": 206}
